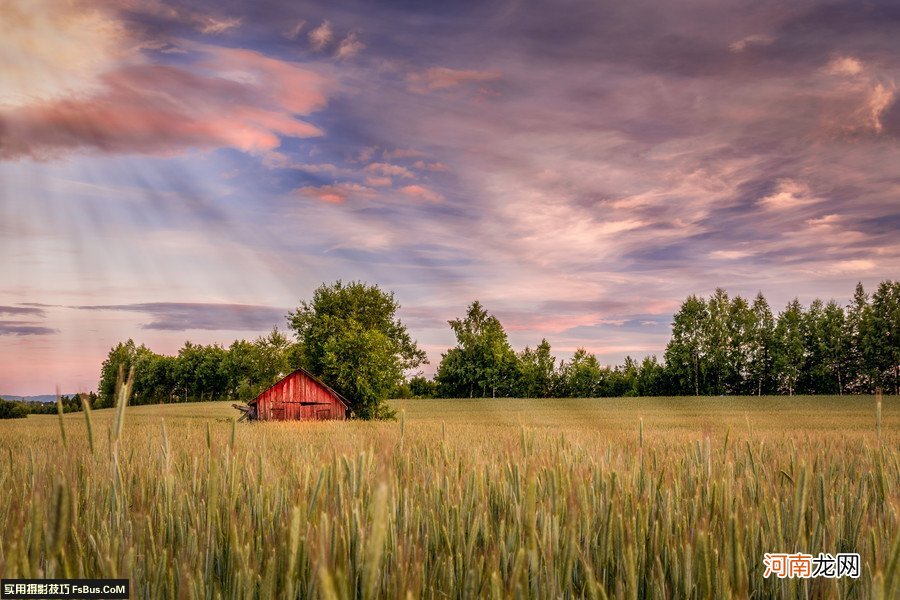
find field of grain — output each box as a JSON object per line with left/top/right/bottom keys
{"left": 0, "top": 396, "right": 897, "bottom": 599}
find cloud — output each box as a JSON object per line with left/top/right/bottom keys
{"left": 5, "top": 0, "right": 900, "bottom": 390}
{"left": 284, "top": 20, "right": 306, "bottom": 40}
{"left": 758, "top": 180, "right": 820, "bottom": 211}
{"left": 0, "top": 0, "right": 125, "bottom": 107}
{"left": 407, "top": 67, "right": 500, "bottom": 93}
{"left": 308, "top": 20, "right": 333, "bottom": 51}
{"left": 383, "top": 148, "right": 424, "bottom": 159}
{"left": 365, "top": 162, "right": 415, "bottom": 178}
{"left": 0, "top": 306, "right": 46, "bottom": 317}
{"left": 710, "top": 250, "right": 756, "bottom": 260}
{"left": 0, "top": 45, "right": 329, "bottom": 159}
{"left": 0, "top": 321, "right": 58, "bottom": 336}
{"left": 336, "top": 33, "right": 365, "bottom": 60}
{"left": 365, "top": 176, "right": 393, "bottom": 187}
{"left": 818, "top": 56, "right": 896, "bottom": 134}
{"left": 74, "top": 302, "right": 285, "bottom": 331}
{"left": 826, "top": 56, "right": 864, "bottom": 77}
{"left": 399, "top": 185, "right": 443, "bottom": 202}
{"left": 413, "top": 160, "right": 448, "bottom": 172}
{"left": 296, "top": 183, "right": 376, "bottom": 203}
{"left": 866, "top": 83, "right": 895, "bottom": 133}
{"left": 729, "top": 34, "right": 774, "bottom": 53}
{"left": 113, "top": 0, "right": 242, "bottom": 35}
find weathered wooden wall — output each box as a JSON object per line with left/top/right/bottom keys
{"left": 253, "top": 370, "right": 348, "bottom": 421}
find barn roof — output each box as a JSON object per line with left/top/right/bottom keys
{"left": 248, "top": 367, "right": 351, "bottom": 410}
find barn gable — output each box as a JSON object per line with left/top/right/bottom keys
{"left": 246, "top": 368, "right": 349, "bottom": 421}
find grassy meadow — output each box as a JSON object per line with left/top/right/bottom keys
{"left": 0, "top": 396, "right": 897, "bottom": 599}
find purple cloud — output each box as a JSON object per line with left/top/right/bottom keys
{"left": 74, "top": 303, "right": 287, "bottom": 331}
{"left": 0, "top": 321, "right": 58, "bottom": 336}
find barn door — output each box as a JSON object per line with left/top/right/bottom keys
{"left": 315, "top": 409, "right": 330, "bottom": 420}
{"left": 272, "top": 406, "right": 284, "bottom": 420}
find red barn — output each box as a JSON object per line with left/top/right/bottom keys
{"left": 235, "top": 369, "right": 350, "bottom": 421}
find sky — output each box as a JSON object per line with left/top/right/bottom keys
{"left": 1, "top": 0, "right": 899, "bottom": 395}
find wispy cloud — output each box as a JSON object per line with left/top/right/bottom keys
{"left": 336, "top": 33, "right": 364, "bottom": 60}
{"left": 399, "top": 185, "right": 442, "bottom": 202}
{"left": 365, "top": 162, "right": 415, "bottom": 178}
{"left": 308, "top": 20, "right": 333, "bottom": 51}
{"left": 74, "top": 303, "right": 286, "bottom": 331}
{"left": 0, "top": 21, "right": 330, "bottom": 159}
{"left": 0, "top": 305, "right": 46, "bottom": 317}
{"left": 0, "top": 321, "right": 58, "bottom": 336}
{"left": 407, "top": 67, "right": 500, "bottom": 93}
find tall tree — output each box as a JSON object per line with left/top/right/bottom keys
{"left": 818, "top": 300, "right": 848, "bottom": 394}
{"left": 516, "top": 339, "right": 557, "bottom": 398}
{"left": 844, "top": 283, "right": 872, "bottom": 392}
{"left": 634, "top": 355, "right": 666, "bottom": 396}
{"left": 801, "top": 299, "right": 828, "bottom": 394}
{"left": 747, "top": 292, "right": 775, "bottom": 395}
{"left": 557, "top": 348, "right": 604, "bottom": 397}
{"left": 98, "top": 340, "right": 144, "bottom": 407}
{"left": 868, "top": 280, "right": 900, "bottom": 394}
{"left": 435, "top": 301, "right": 518, "bottom": 398}
{"left": 726, "top": 295, "right": 754, "bottom": 393}
{"left": 288, "top": 281, "right": 426, "bottom": 419}
{"left": 664, "top": 295, "right": 708, "bottom": 395}
{"left": 703, "top": 288, "right": 731, "bottom": 394}
{"left": 773, "top": 299, "right": 806, "bottom": 396}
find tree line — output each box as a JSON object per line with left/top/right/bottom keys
{"left": 0, "top": 393, "right": 96, "bottom": 420}
{"left": 95, "top": 329, "right": 298, "bottom": 408}
{"left": 83, "top": 279, "right": 897, "bottom": 419}
{"left": 95, "top": 282, "right": 423, "bottom": 419}
{"left": 419, "top": 280, "right": 898, "bottom": 398}
{"left": 663, "top": 281, "right": 898, "bottom": 396}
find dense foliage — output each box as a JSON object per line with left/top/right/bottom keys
{"left": 288, "top": 281, "right": 426, "bottom": 419}
{"left": 430, "top": 301, "right": 668, "bottom": 398}
{"left": 0, "top": 394, "right": 91, "bottom": 419}
{"left": 97, "top": 279, "right": 897, "bottom": 407}
{"left": 97, "top": 329, "right": 298, "bottom": 408}
{"left": 663, "top": 281, "right": 899, "bottom": 396}
{"left": 428, "top": 280, "right": 899, "bottom": 397}
{"left": 97, "top": 281, "right": 425, "bottom": 419}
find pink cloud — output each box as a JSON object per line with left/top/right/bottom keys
{"left": 365, "top": 176, "right": 393, "bottom": 187}
{"left": 296, "top": 183, "right": 375, "bottom": 203}
{"left": 407, "top": 67, "right": 500, "bottom": 93}
{"left": 399, "top": 184, "right": 442, "bottom": 202}
{"left": 413, "top": 160, "right": 448, "bottom": 172}
{"left": 383, "top": 148, "right": 423, "bottom": 159}
{"left": 0, "top": 46, "right": 329, "bottom": 159}
{"left": 308, "top": 20, "right": 333, "bottom": 51}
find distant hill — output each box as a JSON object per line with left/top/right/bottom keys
{"left": 1, "top": 394, "right": 79, "bottom": 404}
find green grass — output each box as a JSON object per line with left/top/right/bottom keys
{"left": 0, "top": 396, "right": 897, "bottom": 599}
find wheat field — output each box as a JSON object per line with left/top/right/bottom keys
{"left": 0, "top": 396, "right": 897, "bottom": 599}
